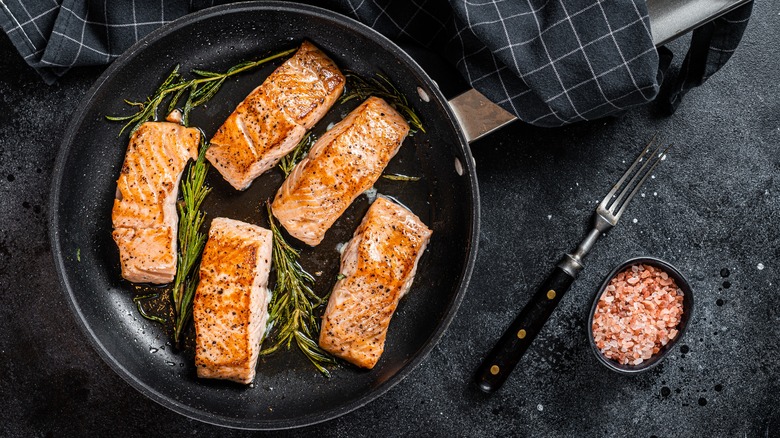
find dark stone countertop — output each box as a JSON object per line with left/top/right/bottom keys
{"left": 1, "top": 2, "right": 777, "bottom": 436}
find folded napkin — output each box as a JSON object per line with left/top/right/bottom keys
{"left": 0, "top": 0, "right": 752, "bottom": 126}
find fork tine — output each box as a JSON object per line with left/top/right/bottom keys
{"left": 599, "top": 134, "right": 658, "bottom": 209}
{"left": 612, "top": 144, "right": 671, "bottom": 220}
{"left": 608, "top": 139, "right": 665, "bottom": 213}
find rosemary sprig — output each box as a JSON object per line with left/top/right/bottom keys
{"left": 106, "top": 65, "right": 185, "bottom": 136}
{"left": 107, "top": 48, "right": 296, "bottom": 135}
{"left": 381, "top": 173, "right": 421, "bottom": 181}
{"left": 133, "top": 293, "right": 165, "bottom": 324}
{"left": 278, "top": 132, "right": 315, "bottom": 177}
{"left": 171, "top": 140, "right": 212, "bottom": 345}
{"left": 339, "top": 71, "right": 425, "bottom": 133}
{"left": 262, "top": 202, "right": 336, "bottom": 376}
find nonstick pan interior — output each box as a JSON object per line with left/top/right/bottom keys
{"left": 50, "top": 1, "right": 478, "bottom": 429}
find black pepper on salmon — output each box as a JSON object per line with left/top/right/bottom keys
{"left": 111, "top": 121, "right": 200, "bottom": 284}
{"left": 271, "top": 96, "right": 409, "bottom": 246}
{"left": 193, "top": 217, "right": 273, "bottom": 384}
{"left": 206, "top": 41, "right": 345, "bottom": 190}
{"left": 318, "top": 197, "right": 432, "bottom": 369}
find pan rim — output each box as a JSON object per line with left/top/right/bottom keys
{"left": 49, "top": 0, "right": 480, "bottom": 430}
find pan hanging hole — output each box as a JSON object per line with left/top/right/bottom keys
{"left": 454, "top": 157, "right": 464, "bottom": 176}
{"left": 417, "top": 87, "right": 430, "bottom": 103}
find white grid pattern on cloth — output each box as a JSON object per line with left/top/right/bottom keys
{"left": 454, "top": 0, "right": 661, "bottom": 125}
{"left": 0, "top": 1, "right": 37, "bottom": 50}
{"left": 60, "top": 4, "right": 168, "bottom": 28}
{"left": 491, "top": 2, "right": 602, "bottom": 51}
{"left": 16, "top": 0, "right": 49, "bottom": 40}
{"left": 512, "top": 16, "right": 647, "bottom": 81}
{"left": 0, "top": 0, "right": 663, "bottom": 126}
{"left": 0, "top": 0, "right": 194, "bottom": 83}
{"left": 343, "top": 0, "right": 661, "bottom": 126}
{"left": 524, "top": 0, "right": 586, "bottom": 123}
{"left": 3, "top": 4, "right": 58, "bottom": 35}
{"left": 131, "top": 0, "right": 138, "bottom": 42}
{"left": 557, "top": 0, "right": 621, "bottom": 111}
{"left": 543, "top": 46, "right": 658, "bottom": 104}
{"left": 71, "top": 2, "right": 89, "bottom": 68}
{"left": 595, "top": 0, "right": 655, "bottom": 101}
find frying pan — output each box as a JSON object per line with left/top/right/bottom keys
{"left": 50, "top": 1, "right": 483, "bottom": 429}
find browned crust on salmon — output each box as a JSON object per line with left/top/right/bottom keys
{"left": 271, "top": 97, "right": 409, "bottom": 246}
{"left": 194, "top": 218, "right": 273, "bottom": 384}
{"left": 207, "top": 41, "right": 345, "bottom": 190}
{"left": 111, "top": 121, "right": 200, "bottom": 284}
{"left": 318, "top": 197, "right": 432, "bottom": 369}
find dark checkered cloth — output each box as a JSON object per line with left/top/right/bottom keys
{"left": 0, "top": 0, "right": 752, "bottom": 127}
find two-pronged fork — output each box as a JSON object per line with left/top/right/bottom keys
{"left": 474, "top": 138, "right": 670, "bottom": 393}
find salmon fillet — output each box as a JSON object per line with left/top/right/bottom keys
{"left": 319, "top": 197, "right": 432, "bottom": 369}
{"left": 207, "top": 41, "right": 345, "bottom": 190}
{"left": 272, "top": 97, "right": 409, "bottom": 246}
{"left": 193, "top": 217, "right": 273, "bottom": 384}
{"left": 111, "top": 121, "right": 200, "bottom": 284}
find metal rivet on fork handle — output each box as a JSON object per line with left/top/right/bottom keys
{"left": 473, "top": 138, "right": 670, "bottom": 394}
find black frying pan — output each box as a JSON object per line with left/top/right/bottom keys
{"left": 50, "top": 1, "right": 479, "bottom": 429}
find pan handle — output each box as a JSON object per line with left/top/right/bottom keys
{"left": 447, "top": 89, "right": 517, "bottom": 144}
{"left": 398, "top": 44, "right": 516, "bottom": 143}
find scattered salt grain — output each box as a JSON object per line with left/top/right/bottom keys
{"left": 592, "top": 264, "right": 684, "bottom": 366}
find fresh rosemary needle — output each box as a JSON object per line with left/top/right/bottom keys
{"left": 171, "top": 140, "right": 212, "bottom": 345}
{"left": 133, "top": 293, "right": 165, "bottom": 324}
{"left": 107, "top": 48, "right": 296, "bottom": 135}
{"left": 339, "top": 71, "right": 425, "bottom": 133}
{"left": 381, "top": 173, "right": 421, "bottom": 181}
{"left": 279, "top": 132, "right": 315, "bottom": 177}
{"left": 262, "top": 203, "right": 336, "bottom": 377}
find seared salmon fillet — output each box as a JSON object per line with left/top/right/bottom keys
{"left": 111, "top": 121, "right": 200, "bottom": 284}
{"left": 319, "top": 197, "right": 432, "bottom": 369}
{"left": 194, "top": 218, "right": 273, "bottom": 384}
{"left": 272, "top": 97, "right": 409, "bottom": 246}
{"left": 207, "top": 41, "right": 345, "bottom": 190}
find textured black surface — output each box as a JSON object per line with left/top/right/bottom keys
{"left": 1, "top": 2, "right": 778, "bottom": 436}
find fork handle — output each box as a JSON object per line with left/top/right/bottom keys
{"left": 474, "top": 266, "right": 575, "bottom": 393}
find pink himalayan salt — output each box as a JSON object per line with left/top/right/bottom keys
{"left": 592, "top": 263, "right": 684, "bottom": 366}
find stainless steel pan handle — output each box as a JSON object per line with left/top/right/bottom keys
{"left": 447, "top": 89, "right": 517, "bottom": 143}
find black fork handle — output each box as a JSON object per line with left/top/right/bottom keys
{"left": 474, "top": 266, "right": 575, "bottom": 393}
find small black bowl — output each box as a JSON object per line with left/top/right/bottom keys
{"left": 587, "top": 257, "right": 694, "bottom": 374}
